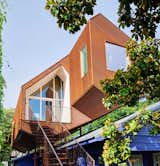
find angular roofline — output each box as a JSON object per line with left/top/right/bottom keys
{"left": 91, "top": 13, "right": 130, "bottom": 41}
{"left": 21, "top": 13, "right": 129, "bottom": 91}
{"left": 22, "top": 55, "right": 69, "bottom": 90}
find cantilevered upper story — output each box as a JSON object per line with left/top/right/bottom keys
{"left": 11, "top": 14, "right": 129, "bottom": 152}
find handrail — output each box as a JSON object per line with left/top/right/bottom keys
{"left": 37, "top": 121, "right": 63, "bottom": 166}
{"left": 47, "top": 106, "right": 95, "bottom": 165}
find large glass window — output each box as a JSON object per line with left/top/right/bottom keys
{"left": 27, "top": 76, "right": 64, "bottom": 121}
{"left": 106, "top": 43, "right": 127, "bottom": 71}
{"left": 80, "top": 46, "right": 88, "bottom": 77}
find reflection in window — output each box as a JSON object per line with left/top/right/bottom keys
{"left": 42, "top": 80, "right": 53, "bottom": 98}
{"left": 28, "top": 76, "right": 64, "bottom": 121}
{"left": 42, "top": 101, "right": 52, "bottom": 121}
{"left": 128, "top": 154, "right": 143, "bottom": 166}
{"left": 55, "top": 76, "right": 64, "bottom": 116}
{"left": 106, "top": 43, "right": 127, "bottom": 71}
{"left": 55, "top": 76, "right": 64, "bottom": 100}
{"left": 29, "top": 99, "right": 40, "bottom": 120}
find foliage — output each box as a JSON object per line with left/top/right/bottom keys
{"left": 67, "top": 100, "right": 152, "bottom": 142}
{"left": 45, "top": 0, "right": 96, "bottom": 33}
{"left": 45, "top": 0, "right": 160, "bottom": 39}
{"left": 0, "top": 108, "right": 14, "bottom": 164}
{"left": 0, "top": 0, "right": 6, "bottom": 120}
{"left": 101, "top": 38, "right": 160, "bottom": 110}
{"left": 81, "top": 100, "right": 150, "bottom": 135}
{"left": 101, "top": 38, "right": 160, "bottom": 165}
{"left": 118, "top": 0, "right": 160, "bottom": 40}
{"left": 102, "top": 108, "right": 160, "bottom": 165}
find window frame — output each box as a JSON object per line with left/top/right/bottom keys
{"left": 153, "top": 153, "right": 160, "bottom": 166}
{"left": 105, "top": 42, "right": 128, "bottom": 71}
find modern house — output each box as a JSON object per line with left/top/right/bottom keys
{"left": 11, "top": 14, "right": 160, "bottom": 166}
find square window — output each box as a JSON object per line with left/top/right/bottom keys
{"left": 106, "top": 42, "right": 127, "bottom": 71}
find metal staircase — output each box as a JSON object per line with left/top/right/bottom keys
{"left": 29, "top": 108, "right": 95, "bottom": 166}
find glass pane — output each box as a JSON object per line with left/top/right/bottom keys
{"left": 153, "top": 153, "right": 160, "bottom": 166}
{"left": 42, "top": 80, "right": 53, "bottom": 98}
{"left": 129, "top": 155, "right": 143, "bottom": 166}
{"left": 106, "top": 43, "right": 127, "bottom": 71}
{"left": 55, "top": 76, "right": 64, "bottom": 100}
{"left": 80, "top": 47, "right": 88, "bottom": 77}
{"left": 31, "top": 89, "right": 40, "bottom": 97}
{"left": 29, "top": 99, "right": 40, "bottom": 120}
{"left": 42, "top": 100, "right": 52, "bottom": 121}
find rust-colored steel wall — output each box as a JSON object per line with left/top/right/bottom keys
{"left": 90, "top": 14, "right": 129, "bottom": 89}
{"left": 69, "top": 23, "right": 93, "bottom": 105}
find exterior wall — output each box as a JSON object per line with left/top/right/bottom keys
{"left": 90, "top": 14, "right": 129, "bottom": 89}
{"left": 11, "top": 90, "right": 25, "bottom": 144}
{"left": 69, "top": 23, "right": 93, "bottom": 105}
{"left": 69, "top": 14, "right": 129, "bottom": 103}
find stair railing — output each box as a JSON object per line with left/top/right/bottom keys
{"left": 37, "top": 122, "right": 63, "bottom": 166}
{"left": 31, "top": 110, "right": 63, "bottom": 166}
{"left": 48, "top": 102, "right": 95, "bottom": 166}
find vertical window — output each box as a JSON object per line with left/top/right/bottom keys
{"left": 128, "top": 154, "right": 143, "bottom": 166}
{"left": 153, "top": 153, "right": 160, "bottom": 166}
{"left": 80, "top": 46, "right": 88, "bottom": 77}
{"left": 106, "top": 43, "right": 127, "bottom": 71}
{"left": 29, "top": 99, "right": 40, "bottom": 120}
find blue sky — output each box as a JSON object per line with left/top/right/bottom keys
{"left": 2, "top": 0, "right": 160, "bottom": 108}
